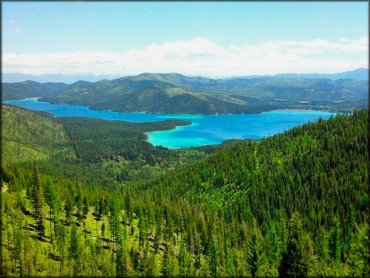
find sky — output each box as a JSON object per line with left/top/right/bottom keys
{"left": 2, "top": 1, "right": 369, "bottom": 77}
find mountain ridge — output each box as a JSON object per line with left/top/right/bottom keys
{"left": 3, "top": 68, "right": 368, "bottom": 83}
{"left": 3, "top": 71, "right": 368, "bottom": 114}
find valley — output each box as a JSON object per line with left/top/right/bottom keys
{"left": 4, "top": 98, "right": 335, "bottom": 148}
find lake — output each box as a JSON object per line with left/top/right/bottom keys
{"left": 4, "top": 98, "right": 335, "bottom": 149}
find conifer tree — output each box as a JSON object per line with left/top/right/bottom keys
{"left": 69, "top": 223, "right": 80, "bottom": 261}
{"left": 115, "top": 237, "right": 126, "bottom": 277}
{"left": 69, "top": 223, "right": 81, "bottom": 275}
{"left": 44, "top": 180, "right": 58, "bottom": 243}
{"left": 209, "top": 239, "right": 218, "bottom": 277}
{"left": 247, "top": 233, "right": 258, "bottom": 278}
{"left": 31, "top": 164, "right": 45, "bottom": 238}
{"left": 64, "top": 198, "right": 73, "bottom": 225}
{"left": 178, "top": 240, "right": 188, "bottom": 277}
{"left": 160, "top": 245, "right": 170, "bottom": 277}
{"left": 278, "top": 212, "right": 308, "bottom": 278}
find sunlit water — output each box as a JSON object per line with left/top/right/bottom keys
{"left": 5, "top": 98, "right": 335, "bottom": 149}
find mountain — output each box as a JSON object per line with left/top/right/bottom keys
{"left": 2, "top": 80, "right": 68, "bottom": 101}
{"left": 2, "top": 73, "right": 120, "bottom": 84}
{"left": 274, "top": 68, "right": 369, "bottom": 81}
{"left": 40, "top": 73, "right": 369, "bottom": 113}
{"left": 3, "top": 68, "right": 368, "bottom": 83}
{"left": 3, "top": 72, "right": 368, "bottom": 114}
{"left": 230, "top": 68, "right": 369, "bottom": 81}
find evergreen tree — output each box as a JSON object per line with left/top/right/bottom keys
{"left": 329, "top": 217, "right": 342, "bottom": 262}
{"left": 44, "top": 180, "right": 58, "bottom": 243}
{"left": 247, "top": 233, "right": 259, "bottom": 278}
{"left": 178, "top": 240, "right": 188, "bottom": 277}
{"left": 160, "top": 245, "right": 170, "bottom": 277}
{"left": 69, "top": 223, "right": 81, "bottom": 275}
{"left": 278, "top": 213, "right": 308, "bottom": 278}
{"left": 69, "top": 223, "right": 80, "bottom": 261}
{"left": 115, "top": 238, "right": 126, "bottom": 277}
{"left": 31, "top": 164, "right": 45, "bottom": 238}
{"left": 64, "top": 198, "right": 73, "bottom": 225}
{"left": 209, "top": 239, "right": 218, "bottom": 277}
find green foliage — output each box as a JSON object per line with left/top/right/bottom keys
{"left": 1, "top": 105, "right": 75, "bottom": 164}
{"left": 2, "top": 105, "right": 215, "bottom": 187}
{"left": 1, "top": 109, "right": 368, "bottom": 277}
{"left": 278, "top": 212, "right": 308, "bottom": 278}
{"left": 31, "top": 165, "right": 45, "bottom": 238}
{"left": 2, "top": 80, "right": 68, "bottom": 101}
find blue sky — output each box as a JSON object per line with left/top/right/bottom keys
{"left": 2, "top": 2, "right": 368, "bottom": 76}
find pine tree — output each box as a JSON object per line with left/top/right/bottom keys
{"left": 109, "top": 197, "right": 121, "bottom": 250}
{"left": 278, "top": 213, "right": 308, "bottom": 278}
{"left": 160, "top": 245, "right": 170, "bottom": 277}
{"left": 69, "top": 223, "right": 80, "bottom": 261}
{"left": 209, "top": 239, "right": 218, "bottom": 277}
{"left": 69, "top": 223, "right": 81, "bottom": 275}
{"left": 31, "top": 164, "right": 45, "bottom": 238}
{"left": 178, "top": 240, "right": 188, "bottom": 277}
{"left": 115, "top": 238, "right": 127, "bottom": 277}
{"left": 64, "top": 198, "right": 73, "bottom": 225}
{"left": 329, "top": 217, "right": 342, "bottom": 262}
{"left": 247, "top": 233, "right": 258, "bottom": 278}
{"left": 44, "top": 180, "right": 58, "bottom": 244}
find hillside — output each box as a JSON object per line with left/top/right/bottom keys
{"left": 3, "top": 73, "right": 368, "bottom": 114}
{"left": 41, "top": 74, "right": 368, "bottom": 114}
{"left": 1, "top": 105, "right": 75, "bottom": 164}
{"left": 1, "top": 105, "right": 215, "bottom": 186}
{"left": 1, "top": 108, "right": 368, "bottom": 277}
{"left": 2, "top": 81, "right": 68, "bottom": 101}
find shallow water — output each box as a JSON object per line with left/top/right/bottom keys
{"left": 5, "top": 98, "right": 335, "bottom": 149}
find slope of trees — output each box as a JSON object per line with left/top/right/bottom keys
{"left": 2, "top": 105, "right": 217, "bottom": 186}
{"left": 1, "top": 109, "right": 368, "bottom": 277}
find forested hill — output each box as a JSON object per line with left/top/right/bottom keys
{"left": 1, "top": 109, "right": 368, "bottom": 277}
{"left": 145, "top": 110, "right": 368, "bottom": 228}
{"left": 2, "top": 81, "right": 68, "bottom": 101}
{"left": 3, "top": 73, "right": 368, "bottom": 114}
{"left": 1, "top": 104, "right": 214, "bottom": 186}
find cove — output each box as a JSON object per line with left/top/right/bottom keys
{"left": 4, "top": 98, "right": 335, "bottom": 149}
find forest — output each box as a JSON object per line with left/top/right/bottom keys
{"left": 1, "top": 106, "right": 369, "bottom": 277}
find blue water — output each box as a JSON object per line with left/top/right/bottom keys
{"left": 4, "top": 98, "right": 335, "bottom": 149}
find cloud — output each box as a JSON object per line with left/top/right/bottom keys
{"left": 3, "top": 19, "right": 22, "bottom": 33}
{"left": 2, "top": 37, "right": 368, "bottom": 76}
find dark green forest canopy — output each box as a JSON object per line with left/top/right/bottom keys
{"left": 1, "top": 107, "right": 368, "bottom": 277}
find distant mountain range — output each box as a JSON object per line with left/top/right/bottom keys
{"left": 275, "top": 68, "right": 368, "bottom": 81}
{"left": 2, "top": 73, "right": 121, "bottom": 84}
{"left": 2, "top": 68, "right": 368, "bottom": 83}
{"left": 2, "top": 71, "right": 368, "bottom": 114}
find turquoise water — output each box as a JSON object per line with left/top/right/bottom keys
{"left": 5, "top": 98, "right": 335, "bottom": 149}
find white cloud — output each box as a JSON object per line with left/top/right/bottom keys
{"left": 2, "top": 36, "right": 368, "bottom": 77}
